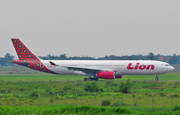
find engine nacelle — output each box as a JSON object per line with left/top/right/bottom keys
{"left": 96, "top": 71, "right": 123, "bottom": 79}
{"left": 97, "top": 71, "right": 115, "bottom": 79}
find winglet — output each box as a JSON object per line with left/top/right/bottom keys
{"left": 49, "top": 61, "right": 58, "bottom": 66}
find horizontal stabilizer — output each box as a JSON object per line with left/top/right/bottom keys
{"left": 12, "top": 60, "right": 30, "bottom": 66}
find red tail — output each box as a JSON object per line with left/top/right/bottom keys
{"left": 11, "top": 38, "right": 57, "bottom": 74}
{"left": 11, "top": 38, "right": 38, "bottom": 61}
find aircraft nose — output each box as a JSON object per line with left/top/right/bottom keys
{"left": 171, "top": 66, "right": 175, "bottom": 70}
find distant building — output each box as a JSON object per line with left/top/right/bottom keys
{"left": 158, "top": 57, "right": 171, "bottom": 62}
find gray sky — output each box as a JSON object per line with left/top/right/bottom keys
{"left": 1, "top": 0, "right": 180, "bottom": 58}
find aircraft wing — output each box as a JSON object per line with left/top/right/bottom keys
{"left": 49, "top": 61, "right": 114, "bottom": 73}
{"left": 61, "top": 66, "right": 101, "bottom": 73}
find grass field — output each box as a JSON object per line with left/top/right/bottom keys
{"left": 1, "top": 70, "right": 180, "bottom": 113}
{"left": 0, "top": 74, "right": 180, "bottom": 81}
{"left": 1, "top": 105, "right": 180, "bottom": 115}
{"left": 0, "top": 77, "right": 180, "bottom": 111}
{"left": 1, "top": 65, "right": 180, "bottom": 114}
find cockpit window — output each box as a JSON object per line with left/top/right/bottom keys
{"left": 165, "top": 64, "right": 170, "bottom": 66}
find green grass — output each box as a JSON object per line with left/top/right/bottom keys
{"left": 0, "top": 75, "right": 85, "bottom": 81}
{"left": 0, "top": 105, "right": 131, "bottom": 115}
{"left": 1, "top": 74, "right": 180, "bottom": 113}
{"left": 0, "top": 80, "right": 180, "bottom": 108}
{"left": 0, "top": 74, "right": 180, "bottom": 81}
{"left": 1, "top": 105, "right": 180, "bottom": 115}
{"left": 125, "top": 74, "right": 180, "bottom": 81}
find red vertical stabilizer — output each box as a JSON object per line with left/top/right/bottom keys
{"left": 11, "top": 38, "right": 38, "bottom": 60}
{"left": 11, "top": 38, "right": 57, "bottom": 74}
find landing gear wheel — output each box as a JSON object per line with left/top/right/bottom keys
{"left": 155, "top": 76, "right": 159, "bottom": 81}
{"left": 84, "top": 78, "right": 88, "bottom": 81}
{"left": 84, "top": 77, "right": 93, "bottom": 81}
{"left": 94, "top": 77, "right": 98, "bottom": 81}
{"left": 89, "top": 77, "right": 93, "bottom": 81}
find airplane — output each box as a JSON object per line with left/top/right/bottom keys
{"left": 11, "top": 38, "right": 174, "bottom": 81}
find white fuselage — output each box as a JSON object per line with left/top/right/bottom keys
{"left": 41, "top": 60, "right": 174, "bottom": 76}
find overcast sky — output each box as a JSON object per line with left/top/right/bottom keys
{"left": 1, "top": 0, "right": 180, "bottom": 58}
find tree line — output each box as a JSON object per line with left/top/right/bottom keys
{"left": 0, "top": 52, "right": 180, "bottom": 66}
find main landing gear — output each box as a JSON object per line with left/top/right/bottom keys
{"left": 155, "top": 75, "right": 159, "bottom": 81}
{"left": 84, "top": 75, "right": 98, "bottom": 81}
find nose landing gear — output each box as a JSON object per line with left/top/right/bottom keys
{"left": 155, "top": 75, "right": 159, "bottom": 81}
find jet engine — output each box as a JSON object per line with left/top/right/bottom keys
{"left": 96, "top": 71, "right": 123, "bottom": 79}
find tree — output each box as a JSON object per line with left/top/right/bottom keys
{"left": 47, "top": 54, "right": 52, "bottom": 60}
{"left": 147, "top": 52, "right": 155, "bottom": 60}
{"left": 5, "top": 53, "right": 14, "bottom": 60}
{"left": 59, "top": 54, "right": 67, "bottom": 60}
{"left": 168, "top": 53, "right": 179, "bottom": 64}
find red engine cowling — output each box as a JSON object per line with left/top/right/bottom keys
{"left": 96, "top": 71, "right": 115, "bottom": 79}
{"left": 96, "top": 71, "right": 123, "bottom": 79}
